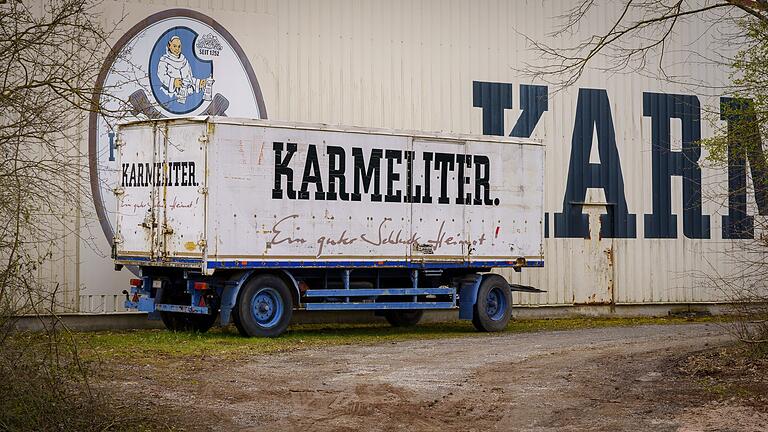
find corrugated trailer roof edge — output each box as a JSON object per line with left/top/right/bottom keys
{"left": 118, "top": 116, "right": 543, "bottom": 146}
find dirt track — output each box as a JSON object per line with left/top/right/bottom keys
{"left": 115, "top": 323, "right": 768, "bottom": 431}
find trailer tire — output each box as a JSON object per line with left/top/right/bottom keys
{"left": 160, "top": 310, "right": 217, "bottom": 333}
{"left": 472, "top": 274, "right": 512, "bottom": 332}
{"left": 383, "top": 310, "right": 424, "bottom": 327}
{"left": 231, "top": 309, "right": 246, "bottom": 336}
{"left": 159, "top": 311, "right": 187, "bottom": 332}
{"left": 189, "top": 313, "right": 218, "bottom": 333}
{"left": 158, "top": 286, "right": 217, "bottom": 333}
{"left": 236, "top": 274, "right": 293, "bottom": 337}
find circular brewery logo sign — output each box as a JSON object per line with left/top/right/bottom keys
{"left": 89, "top": 9, "right": 266, "bottom": 249}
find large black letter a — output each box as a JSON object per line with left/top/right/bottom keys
{"left": 554, "top": 89, "right": 636, "bottom": 238}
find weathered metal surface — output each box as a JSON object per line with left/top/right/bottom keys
{"left": 115, "top": 118, "right": 544, "bottom": 270}
{"left": 116, "top": 120, "right": 208, "bottom": 263}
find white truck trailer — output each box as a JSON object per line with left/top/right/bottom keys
{"left": 117, "top": 117, "right": 545, "bottom": 337}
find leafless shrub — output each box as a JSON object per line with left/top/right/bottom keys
{"left": 0, "top": 1, "right": 134, "bottom": 430}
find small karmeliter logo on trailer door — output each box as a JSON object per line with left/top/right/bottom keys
{"left": 88, "top": 9, "right": 267, "bottom": 255}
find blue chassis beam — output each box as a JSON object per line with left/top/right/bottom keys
{"left": 115, "top": 256, "right": 545, "bottom": 269}
{"left": 125, "top": 299, "right": 210, "bottom": 315}
{"left": 129, "top": 299, "right": 457, "bottom": 313}
{"left": 155, "top": 303, "right": 210, "bottom": 314}
{"left": 123, "top": 269, "right": 491, "bottom": 320}
{"left": 208, "top": 259, "right": 545, "bottom": 269}
{"left": 305, "top": 302, "right": 455, "bottom": 311}
{"left": 304, "top": 287, "right": 454, "bottom": 297}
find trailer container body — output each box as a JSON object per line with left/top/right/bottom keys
{"left": 117, "top": 117, "right": 544, "bottom": 336}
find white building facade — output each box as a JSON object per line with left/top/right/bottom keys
{"left": 62, "top": 1, "right": 755, "bottom": 313}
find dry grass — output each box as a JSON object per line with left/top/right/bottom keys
{"left": 79, "top": 316, "right": 724, "bottom": 362}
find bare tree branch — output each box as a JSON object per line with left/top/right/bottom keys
{"left": 525, "top": 1, "right": 765, "bottom": 88}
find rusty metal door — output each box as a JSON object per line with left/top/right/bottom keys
{"left": 154, "top": 121, "right": 208, "bottom": 263}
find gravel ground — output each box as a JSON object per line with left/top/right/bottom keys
{"left": 111, "top": 323, "right": 768, "bottom": 431}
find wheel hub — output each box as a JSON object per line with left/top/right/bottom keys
{"left": 487, "top": 297, "right": 498, "bottom": 314}
{"left": 485, "top": 288, "right": 507, "bottom": 321}
{"left": 250, "top": 287, "right": 284, "bottom": 328}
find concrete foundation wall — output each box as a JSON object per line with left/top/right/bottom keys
{"left": 14, "top": 303, "right": 727, "bottom": 332}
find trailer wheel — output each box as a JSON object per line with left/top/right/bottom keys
{"left": 472, "top": 275, "right": 512, "bottom": 332}
{"left": 189, "top": 313, "right": 218, "bottom": 333}
{"left": 236, "top": 274, "right": 293, "bottom": 337}
{"left": 231, "top": 309, "right": 246, "bottom": 336}
{"left": 158, "top": 286, "right": 217, "bottom": 333}
{"left": 160, "top": 309, "right": 218, "bottom": 333}
{"left": 159, "top": 311, "right": 187, "bottom": 332}
{"left": 383, "top": 310, "right": 424, "bottom": 327}
{"left": 160, "top": 310, "right": 217, "bottom": 333}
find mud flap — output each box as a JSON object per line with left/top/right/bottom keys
{"left": 219, "top": 285, "right": 238, "bottom": 326}
{"left": 458, "top": 275, "right": 482, "bottom": 320}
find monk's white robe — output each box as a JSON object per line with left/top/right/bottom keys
{"left": 157, "top": 48, "right": 201, "bottom": 98}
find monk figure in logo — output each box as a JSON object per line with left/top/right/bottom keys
{"left": 157, "top": 35, "right": 212, "bottom": 103}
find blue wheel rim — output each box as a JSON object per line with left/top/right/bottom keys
{"left": 485, "top": 287, "right": 507, "bottom": 321}
{"left": 250, "top": 287, "right": 284, "bottom": 328}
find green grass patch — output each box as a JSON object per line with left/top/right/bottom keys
{"left": 79, "top": 316, "right": 722, "bottom": 362}
{"left": 697, "top": 377, "right": 761, "bottom": 399}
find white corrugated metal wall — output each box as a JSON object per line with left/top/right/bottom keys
{"left": 70, "top": 0, "right": 749, "bottom": 312}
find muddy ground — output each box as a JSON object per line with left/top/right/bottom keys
{"left": 109, "top": 323, "right": 767, "bottom": 431}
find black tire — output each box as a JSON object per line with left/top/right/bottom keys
{"left": 236, "top": 274, "right": 293, "bottom": 337}
{"left": 472, "top": 274, "right": 512, "bottom": 332}
{"left": 231, "top": 308, "right": 248, "bottom": 337}
{"left": 158, "top": 285, "right": 218, "bottom": 334}
{"left": 188, "top": 313, "right": 218, "bottom": 333}
{"left": 383, "top": 310, "right": 424, "bottom": 327}
{"left": 160, "top": 310, "right": 217, "bottom": 333}
{"left": 160, "top": 310, "right": 189, "bottom": 332}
